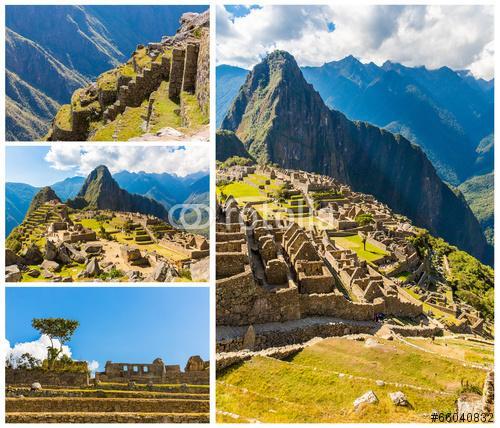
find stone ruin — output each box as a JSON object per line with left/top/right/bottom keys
{"left": 96, "top": 356, "right": 209, "bottom": 385}
{"left": 216, "top": 196, "right": 425, "bottom": 353}
{"left": 47, "top": 10, "right": 209, "bottom": 141}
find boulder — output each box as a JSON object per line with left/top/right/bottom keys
{"left": 152, "top": 261, "right": 178, "bottom": 282}
{"left": 41, "top": 269, "right": 54, "bottom": 279}
{"left": 353, "top": 390, "right": 379, "bottom": 410}
{"left": 27, "top": 269, "right": 41, "bottom": 278}
{"left": 83, "top": 243, "right": 103, "bottom": 254}
{"left": 6, "top": 265, "right": 22, "bottom": 282}
{"left": 41, "top": 260, "right": 61, "bottom": 272}
{"left": 375, "top": 380, "right": 385, "bottom": 386}
{"left": 22, "top": 244, "right": 43, "bottom": 265}
{"left": 63, "top": 243, "right": 86, "bottom": 264}
{"left": 84, "top": 258, "right": 101, "bottom": 277}
{"left": 6, "top": 249, "right": 22, "bottom": 266}
{"left": 62, "top": 277, "right": 73, "bottom": 282}
{"left": 121, "top": 245, "right": 142, "bottom": 262}
{"left": 44, "top": 240, "right": 58, "bottom": 261}
{"left": 127, "top": 270, "right": 143, "bottom": 282}
{"left": 31, "top": 382, "right": 42, "bottom": 391}
{"left": 389, "top": 391, "right": 408, "bottom": 406}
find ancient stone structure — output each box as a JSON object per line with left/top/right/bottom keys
{"left": 95, "top": 356, "right": 209, "bottom": 385}
{"left": 47, "top": 10, "right": 209, "bottom": 141}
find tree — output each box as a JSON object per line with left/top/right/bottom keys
{"left": 31, "top": 318, "right": 79, "bottom": 369}
{"left": 360, "top": 232, "right": 367, "bottom": 251}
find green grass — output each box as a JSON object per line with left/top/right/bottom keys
{"left": 405, "top": 337, "right": 494, "bottom": 366}
{"left": 181, "top": 91, "right": 209, "bottom": 129}
{"left": 149, "top": 81, "right": 182, "bottom": 132}
{"left": 217, "top": 338, "right": 487, "bottom": 423}
{"left": 90, "top": 121, "right": 116, "bottom": 141}
{"left": 97, "top": 70, "right": 118, "bottom": 91}
{"left": 133, "top": 47, "right": 153, "bottom": 70}
{"left": 54, "top": 104, "right": 72, "bottom": 131}
{"left": 220, "top": 182, "right": 262, "bottom": 200}
{"left": 332, "top": 235, "right": 388, "bottom": 263}
{"left": 396, "top": 271, "right": 412, "bottom": 282}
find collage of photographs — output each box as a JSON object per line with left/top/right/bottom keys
{"left": 1, "top": 1, "right": 496, "bottom": 425}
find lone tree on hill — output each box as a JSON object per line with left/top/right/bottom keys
{"left": 31, "top": 318, "right": 79, "bottom": 369}
{"left": 360, "top": 232, "right": 367, "bottom": 251}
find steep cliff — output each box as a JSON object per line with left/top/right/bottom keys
{"left": 216, "top": 130, "right": 251, "bottom": 162}
{"left": 222, "top": 51, "right": 492, "bottom": 265}
{"left": 67, "top": 165, "right": 169, "bottom": 220}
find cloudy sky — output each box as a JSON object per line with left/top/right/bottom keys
{"left": 6, "top": 145, "right": 209, "bottom": 186}
{"left": 217, "top": 4, "right": 494, "bottom": 80}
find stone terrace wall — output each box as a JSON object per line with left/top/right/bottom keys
{"left": 216, "top": 270, "right": 300, "bottom": 326}
{"left": 97, "top": 370, "right": 208, "bottom": 385}
{"left": 299, "top": 293, "right": 375, "bottom": 321}
{"left": 6, "top": 397, "right": 208, "bottom": 414}
{"left": 7, "top": 413, "right": 208, "bottom": 424}
{"left": 6, "top": 368, "right": 89, "bottom": 387}
{"left": 195, "top": 28, "right": 210, "bottom": 116}
{"left": 217, "top": 320, "right": 376, "bottom": 353}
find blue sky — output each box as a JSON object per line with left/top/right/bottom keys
{"left": 6, "top": 147, "right": 69, "bottom": 187}
{"left": 6, "top": 287, "right": 210, "bottom": 371}
{"left": 6, "top": 145, "right": 210, "bottom": 187}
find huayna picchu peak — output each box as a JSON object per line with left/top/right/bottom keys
{"left": 220, "top": 50, "right": 492, "bottom": 266}
{"left": 67, "top": 165, "right": 169, "bottom": 220}
{"left": 44, "top": 10, "right": 209, "bottom": 142}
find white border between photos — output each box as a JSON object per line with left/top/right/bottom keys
{"left": 1, "top": 1, "right": 215, "bottom": 427}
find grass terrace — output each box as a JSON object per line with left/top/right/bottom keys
{"left": 217, "top": 337, "right": 487, "bottom": 423}
{"left": 331, "top": 234, "right": 388, "bottom": 263}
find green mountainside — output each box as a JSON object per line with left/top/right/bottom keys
{"left": 67, "top": 166, "right": 168, "bottom": 220}
{"left": 458, "top": 172, "right": 494, "bottom": 245}
{"left": 221, "top": 50, "right": 492, "bottom": 265}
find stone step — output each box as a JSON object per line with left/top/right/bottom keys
{"left": 6, "top": 397, "right": 209, "bottom": 414}
{"left": 6, "top": 412, "right": 210, "bottom": 423}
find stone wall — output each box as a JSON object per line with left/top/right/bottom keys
{"left": 168, "top": 49, "right": 186, "bottom": 100}
{"left": 195, "top": 27, "right": 210, "bottom": 116}
{"left": 6, "top": 397, "right": 208, "bottom": 414}
{"left": 7, "top": 413, "right": 208, "bottom": 423}
{"left": 96, "top": 371, "right": 208, "bottom": 385}
{"left": 5, "top": 368, "right": 89, "bottom": 387}
{"left": 216, "top": 320, "right": 376, "bottom": 353}
{"left": 216, "top": 270, "right": 301, "bottom": 326}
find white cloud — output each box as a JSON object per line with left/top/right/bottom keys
{"left": 6, "top": 334, "right": 71, "bottom": 368}
{"left": 217, "top": 4, "right": 494, "bottom": 80}
{"left": 87, "top": 360, "right": 99, "bottom": 374}
{"left": 44, "top": 145, "right": 209, "bottom": 177}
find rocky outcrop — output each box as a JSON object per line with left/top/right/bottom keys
{"left": 221, "top": 50, "right": 492, "bottom": 265}
{"left": 216, "top": 130, "right": 252, "bottom": 162}
{"left": 67, "top": 165, "right": 169, "bottom": 220}
{"left": 26, "top": 187, "right": 61, "bottom": 217}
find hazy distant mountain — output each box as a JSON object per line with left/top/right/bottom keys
{"left": 216, "top": 64, "right": 249, "bottom": 127}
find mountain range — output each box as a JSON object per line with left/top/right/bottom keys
{"left": 216, "top": 56, "right": 494, "bottom": 245}
{"left": 6, "top": 5, "right": 206, "bottom": 140}
{"left": 6, "top": 169, "right": 209, "bottom": 236}
{"left": 219, "top": 50, "right": 492, "bottom": 265}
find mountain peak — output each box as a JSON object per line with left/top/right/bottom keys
{"left": 26, "top": 186, "right": 61, "bottom": 217}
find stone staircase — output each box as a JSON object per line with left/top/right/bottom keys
{"left": 5, "top": 383, "right": 210, "bottom": 423}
